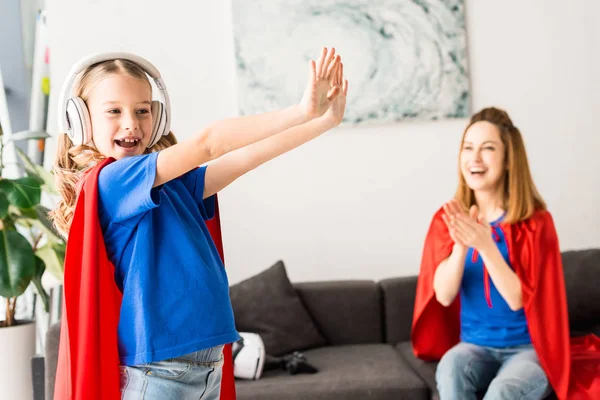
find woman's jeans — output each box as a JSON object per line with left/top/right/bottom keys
{"left": 436, "top": 342, "right": 551, "bottom": 400}
{"left": 120, "top": 345, "right": 224, "bottom": 400}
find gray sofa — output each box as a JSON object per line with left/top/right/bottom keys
{"left": 42, "top": 249, "right": 600, "bottom": 400}
{"left": 234, "top": 279, "right": 429, "bottom": 400}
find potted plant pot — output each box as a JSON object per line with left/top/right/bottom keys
{"left": 0, "top": 319, "right": 36, "bottom": 400}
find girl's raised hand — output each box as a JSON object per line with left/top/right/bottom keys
{"left": 321, "top": 61, "right": 348, "bottom": 128}
{"left": 443, "top": 199, "right": 467, "bottom": 220}
{"left": 446, "top": 204, "right": 495, "bottom": 252}
{"left": 299, "top": 47, "right": 342, "bottom": 120}
{"left": 442, "top": 199, "right": 469, "bottom": 247}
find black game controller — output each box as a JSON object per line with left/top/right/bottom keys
{"left": 281, "top": 352, "right": 318, "bottom": 375}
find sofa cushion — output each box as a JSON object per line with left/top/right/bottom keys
{"left": 230, "top": 260, "right": 326, "bottom": 356}
{"left": 396, "top": 341, "right": 440, "bottom": 400}
{"left": 235, "top": 343, "right": 430, "bottom": 400}
{"left": 562, "top": 249, "right": 600, "bottom": 334}
{"left": 294, "top": 280, "right": 383, "bottom": 345}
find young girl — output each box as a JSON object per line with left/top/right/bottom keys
{"left": 411, "top": 107, "right": 600, "bottom": 400}
{"left": 51, "top": 48, "right": 348, "bottom": 400}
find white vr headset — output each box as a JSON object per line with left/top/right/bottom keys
{"left": 57, "top": 52, "right": 171, "bottom": 148}
{"left": 232, "top": 332, "right": 266, "bottom": 380}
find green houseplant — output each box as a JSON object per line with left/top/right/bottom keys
{"left": 0, "top": 127, "right": 65, "bottom": 328}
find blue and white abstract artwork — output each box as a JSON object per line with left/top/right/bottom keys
{"left": 231, "top": 0, "right": 470, "bottom": 125}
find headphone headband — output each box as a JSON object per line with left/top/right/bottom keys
{"left": 57, "top": 52, "right": 170, "bottom": 144}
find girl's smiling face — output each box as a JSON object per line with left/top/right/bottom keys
{"left": 460, "top": 120, "right": 507, "bottom": 194}
{"left": 86, "top": 73, "right": 153, "bottom": 159}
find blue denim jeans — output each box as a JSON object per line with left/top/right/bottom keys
{"left": 120, "top": 345, "right": 224, "bottom": 400}
{"left": 436, "top": 342, "right": 551, "bottom": 400}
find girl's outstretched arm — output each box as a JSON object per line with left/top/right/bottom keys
{"left": 203, "top": 68, "right": 348, "bottom": 199}
{"left": 154, "top": 48, "right": 340, "bottom": 188}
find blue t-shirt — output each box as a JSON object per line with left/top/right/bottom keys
{"left": 97, "top": 152, "right": 239, "bottom": 365}
{"left": 460, "top": 215, "right": 531, "bottom": 348}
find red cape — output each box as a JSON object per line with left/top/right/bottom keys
{"left": 411, "top": 208, "right": 600, "bottom": 400}
{"left": 54, "top": 158, "right": 236, "bottom": 400}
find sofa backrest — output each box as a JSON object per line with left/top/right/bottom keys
{"left": 293, "top": 280, "right": 384, "bottom": 346}
{"left": 379, "top": 276, "right": 418, "bottom": 344}
{"left": 562, "top": 248, "right": 600, "bottom": 334}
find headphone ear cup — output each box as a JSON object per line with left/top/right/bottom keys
{"left": 149, "top": 100, "right": 167, "bottom": 148}
{"left": 66, "top": 97, "right": 92, "bottom": 145}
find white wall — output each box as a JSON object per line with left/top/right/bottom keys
{"left": 46, "top": 0, "right": 600, "bottom": 285}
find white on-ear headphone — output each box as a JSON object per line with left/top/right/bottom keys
{"left": 57, "top": 52, "right": 171, "bottom": 148}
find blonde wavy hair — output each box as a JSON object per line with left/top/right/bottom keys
{"left": 50, "top": 59, "right": 177, "bottom": 238}
{"left": 454, "top": 107, "right": 546, "bottom": 224}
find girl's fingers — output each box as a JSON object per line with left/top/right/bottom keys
{"left": 444, "top": 216, "right": 461, "bottom": 244}
{"left": 444, "top": 203, "right": 456, "bottom": 218}
{"left": 316, "top": 48, "right": 327, "bottom": 78}
{"left": 451, "top": 217, "right": 474, "bottom": 238}
{"left": 454, "top": 200, "right": 465, "bottom": 215}
{"left": 450, "top": 200, "right": 462, "bottom": 216}
{"left": 442, "top": 215, "right": 455, "bottom": 238}
{"left": 325, "top": 55, "right": 340, "bottom": 80}
{"left": 450, "top": 218, "right": 469, "bottom": 239}
{"left": 454, "top": 229, "right": 469, "bottom": 246}
{"left": 446, "top": 222, "right": 466, "bottom": 246}
{"left": 317, "top": 47, "right": 331, "bottom": 78}
{"left": 337, "top": 60, "right": 343, "bottom": 86}
{"left": 320, "top": 48, "right": 336, "bottom": 77}
{"left": 308, "top": 60, "right": 317, "bottom": 86}
{"left": 445, "top": 200, "right": 456, "bottom": 216}
{"left": 445, "top": 201, "right": 461, "bottom": 219}
{"left": 343, "top": 78, "right": 348, "bottom": 95}
{"left": 442, "top": 214, "right": 451, "bottom": 229}
{"left": 326, "top": 85, "right": 340, "bottom": 101}
{"left": 455, "top": 216, "right": 479, "bottom": 234}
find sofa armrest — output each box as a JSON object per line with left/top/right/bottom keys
{"left": 379, "top": 276, "right": 418, "bottom": 344}
{"left": 396, "top": 341, "right": 439, "bottom": 400}
{"left": 45, "top": 322, "right": 61, "bottom": 400}
{"left": 32, "top": 354, "right": 45, "bottom": 400}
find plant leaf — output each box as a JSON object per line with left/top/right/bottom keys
{"left": 15, "top": 147, "right": 58, "bottom": 195}
{"left": 35, "top": 242, "right": 65, "bottom": 280}
{"left": 32, "top": 256, "right": 49, "bottom": 312}
{"left": 0, "top": 177, "right": 42, "bottom": 209}
{"left": 0, "top": 229, "right": 36, "bottom": 298}
{"left": 35, "top": 205, "right": 64, "bottom": 241}
{"left": 21, "top": 217, "right": 64, "bottom": 246}
{"left": 0, "top": 192, "right": 8, "bottom": 219}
